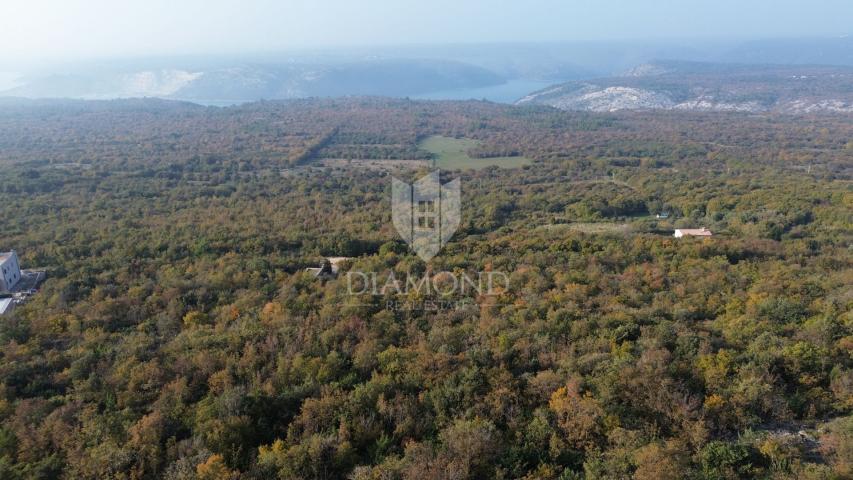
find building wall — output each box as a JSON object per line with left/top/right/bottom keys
{"left": 0, "top": 298, "right": 13, "bottom": 316}
{"left": 0, "top": 252, "right": 22, "bottom": 292}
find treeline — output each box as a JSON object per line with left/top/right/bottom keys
{"left": 1, "top": 98, "right": 850, "bottom": 176}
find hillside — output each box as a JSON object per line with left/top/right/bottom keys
{"left": 516, "top": 61, "right": 853, "bottom": 113}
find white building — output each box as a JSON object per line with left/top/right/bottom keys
{"left": 674, "top": 228, "right": 713, "bottom": 238}
{"left": 0, "top": 251, "right": 22, "bottom": 292}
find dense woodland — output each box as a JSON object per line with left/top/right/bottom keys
{"left": 0, "top": 97, "right": 851, "bottom": 479}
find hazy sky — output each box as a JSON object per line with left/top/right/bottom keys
{"left": 1, "top": 0, "right": 850, "bottom": 63}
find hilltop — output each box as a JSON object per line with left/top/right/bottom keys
{"left": 516, "top": 60, "right": 853, "bottom": 114}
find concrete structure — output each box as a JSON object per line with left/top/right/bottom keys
{"left": 326, "top": 257, "right": 350, "bottom": 275}
{"left": 674, "top": 228, "right": 713, "bottom": 238}
{"left": 0, "top": 298, "right": 13, "bottom": 316}
{"left": 0, "top": 251, "right": 21, "bottom": 292}
{"left": 306, "top": 257, "right": 351, "bottom": 278}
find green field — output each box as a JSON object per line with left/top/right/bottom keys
{"left": 419, "top": 135, "right": 532, "bottom": 170}
{"left": 540, "top": 222, "right": 631, "bottom": 234}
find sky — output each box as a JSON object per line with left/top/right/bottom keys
{"left": 1, "top": 0, "right": 851, "bottom": 64}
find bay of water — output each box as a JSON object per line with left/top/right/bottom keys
{"left": 409, "top": 79, "right": 552, "bottom": 104}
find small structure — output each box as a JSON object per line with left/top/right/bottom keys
{"left": 674, "top": 228, "right": 713, "bottom": 238}
{"left": 0, "top": 297, "right": 13, "bottom": 316}
{"left": 656, "top": 212, "right": 669, "bottom": 219}
{"left": 0, "top": 251, "right": 44, "bottom": 315}
{"left": 306, "top": 257, "right": 351, "bottom": 278}
{"left": 306, "top": 259, "right": 333, "bottom": 278}
{"left": 0, "top": 251, "right": 22, "bottom": 292}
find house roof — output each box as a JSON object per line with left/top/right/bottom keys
{"left": 676, "top": 228, "right": 713, "bottom": 236}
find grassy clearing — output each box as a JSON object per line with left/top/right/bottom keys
{"left": 318, "top": 159, "right": 430, "bottom": 170}
{"left": 540, "top": 222, "right": 631, "bottom": 234}
{"left": 419, "top": 136, "right": 532, "bottom": 170}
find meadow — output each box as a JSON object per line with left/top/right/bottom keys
{"left": 418, "top": 135, "right": 532, "bottom": 170}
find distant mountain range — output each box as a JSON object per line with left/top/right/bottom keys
{"left": 1, "top": 37, "right": 851, "bottom": 106}
{"left": 0, "top": 59, "right": 505, "bottom": 104}
{"left": 516, "top": 61, "right": 853, "bottom": 114}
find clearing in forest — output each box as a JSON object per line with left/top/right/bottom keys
{"left": 419, "top": 135, "right": 532, "bottom": 170}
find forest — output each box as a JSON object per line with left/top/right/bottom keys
{"left": 0, "top": 97, "right": 850, "bottom": 479}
